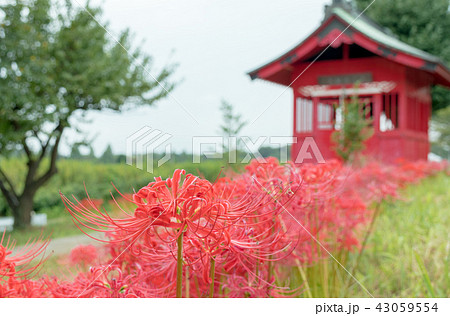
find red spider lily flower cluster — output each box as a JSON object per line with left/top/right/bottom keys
{"left": 0, "top": 158, "right": 447, "bottom": 298}
{"left": 0, "top": 231, "right": 49, "bottom": 297}
{"left": 60, "top": 168, "right": 295, "bottom": 297}
{"left": 69, "top": 245, "right": 99, "bottom": 267}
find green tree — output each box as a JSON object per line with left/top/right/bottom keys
{"left": 431, "top": 107, "right": 450, "bottom": 159}
{"left": 86, "top": 145, "right": 96, "bottom": 160}
{"left": 70, "top": 144, "right": 83, "bottom": 160}
{"left": 100, "top": 144, "right": 116, "bottom": 163}
{"left": 0, "top": 0, "right": 175, "bottom": 228}
{"left": 332, "top": 96, "right": 374, "bottom": 162}
{"left": 219, "top": 100, "right": 247, "bottom": 153}
{"left": 218, "top": 100, "right": 247, "bottom": 164}
{"left": 355, "top": 0, "right": 450, "bottom": 112}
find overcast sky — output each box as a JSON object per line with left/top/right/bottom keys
{"left": 63, "top": 0, "right": 331, "bottom": 156}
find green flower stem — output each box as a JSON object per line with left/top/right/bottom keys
{"left": 176, "top": 231, "right": 184, "bottom": 298}
{"left": 185, "top": 265, "right": 190, "bottom": 298}
{"left": 209, "top": 257, "right": 216, "bottom": 298}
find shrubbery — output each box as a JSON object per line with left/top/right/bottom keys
{"left": 0, "top": 157, "right": 243, "bottom": 217}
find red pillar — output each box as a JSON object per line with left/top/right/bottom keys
{"left": 398, "top": 93, "right": 408, "bottom": 131}
{"left": 373, "top": 94, "right": 381, "bottom": 134}
{"left": 312, "top": 96, "right": 318, "bottom": 134}
{"left": 292, "top": 94, "right": 298, "bottom": 162}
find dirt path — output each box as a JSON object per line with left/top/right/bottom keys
{"left": 13, "top": 232, "right": 104, "bottom": 257}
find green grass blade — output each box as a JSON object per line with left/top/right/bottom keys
{"left": 413, "top": 250, "right": 436, "bottom": 298}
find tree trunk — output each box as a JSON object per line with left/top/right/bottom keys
{"left": 12, "top": 190, "right": 36, "bottom": 229}
{"left": 2, "top": 126, "right": 63, "bottom": 229}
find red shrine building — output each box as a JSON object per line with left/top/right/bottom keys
{"left": 248, "top": 0, "right": 450, "bottom": 163}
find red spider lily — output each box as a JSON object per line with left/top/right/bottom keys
{"left": 221, "top": 274, "right": 271, "bottom": 298}
{"left": 61, "top": 168, "right": 298, "bottom": 296}
{"left": 49, "top": 266, "right": 151, "bottom": 298}
{"left": 61, "top": 170, "right": 225, "bottom": 241}
{"left": 69, "top": 245, "right": 99, "bottom": 267}
{"left": 0, "top": 231, "right": 49, "bottom": 279}
{"left": 3, "top": 278, "right": 49, "bottom": 298}
{"left": 0, "top": 231, "right": 50, "bottom": 298}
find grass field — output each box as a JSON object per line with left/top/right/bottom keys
{"left": 351, "top": 172, "right": 450, "bottom": 297}
{"left": 288, "top": 172, "right": 449, "bottom": 298}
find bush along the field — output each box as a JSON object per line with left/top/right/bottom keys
{"left": 0, "top": 158, "right": 448, "bottom": 297}
{"left": 0, "top": 158, "right": 238, "bottom": 217}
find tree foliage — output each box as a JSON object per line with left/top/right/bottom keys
{"left": 100, "top": 144, "right": 115, "bottom": 164}
{"left": 332, "top": 96, "right": 374, "bottom": 162}
{"left": 432, "top": 107, "right": 450, "bottom": 159}
{"left": 355, "top": 0, "right": 450, "bottom": 112}
{"left": 219, "top": 100, "right": 247, "bottom": 137}
{"left": 219, "top": 100, "right": 247, "bottom": 152}
{"left": 0, "top": 0, "right": 175, "bottom": 227}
